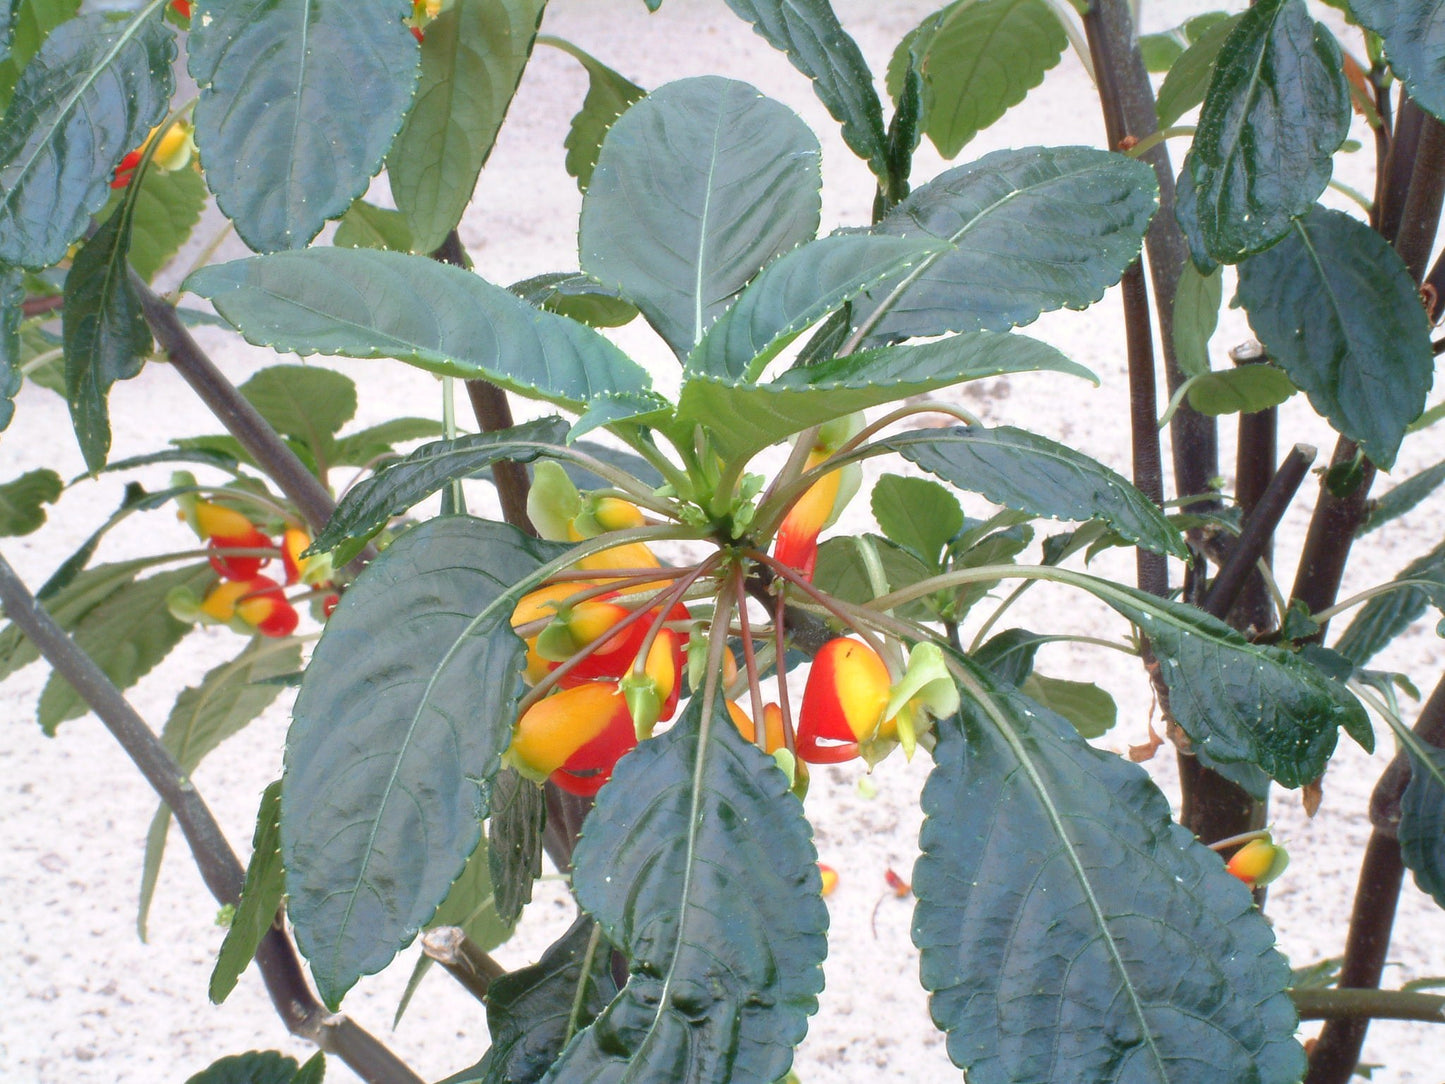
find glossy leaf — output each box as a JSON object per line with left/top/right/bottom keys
{"left": 1334, "top": 539, "right": 1445, "bottom": 666}
{"left": 37, "top": 562, "right": 212, "bottom": 734}
{"left": 308, "top": 416, "right": 568, "bottom": 555}
{"left": 188, "top": 0, "right": 417, "bottom": 252}
{"left": 538, "top": 35, "right": 644, "bottom": 192}
{"left": 239, "top": 364, "right": 356, "bottom": 449}
{"left": 855, "top": 146, "right": 1158, "bottom": 343}
{"left": 1171, "top": 262, "right": 1221, "bottom": 379}
{"left": 186, "top": 249, "right": 652, "bottom": 406}
{"left": 1183, "top": 0, "right": 1349, "bottom": 262}
{"left": 722, "top": 0, "right": 887, "bottom": 178}
{"left": 1185, "top": 364, "right": 1296, "bottom": 416}
{"left": 138, "top": 637, "right": 300, "bottom": 939}
{"left": 389, "top": 0, "right": 545, "bottom": 252}
{"left": 509, "top": 270, "right": 638, "bottom": 328}
{"left": 1237, "top": 206, "right": 1432, "bottom": 469}
{"left": 1351, "top": 1, "right": 1445, "bottom": 124}
{"left": 887, "top": 0, "right": 1066, "bottom": 160}
{"left": 1362, "top": 458, "right": 1445, "bottom": 534}
{"left": 184, "top": 1051, "right": 303, "bottom": 1084}
{"left": 1019, "top": 672, "right": 1116, "bottom": 738}
{"left": 813, "top": 533, "right": 936, "bottom": 623}
{"left": 687, "top": 233, "right": 945, "bottom": 381}
{"left": 679, "top": 332, "right": 1095, "bottom": 462}
{"left": 0, "top": 0, "right": 83, "bottom": 113}
{"left": 486, "top": 767, "right": 543, "bottom": 927}
{"left": 210, "top": 781, "right": 285, "bottom": 1003}
{"left": 0, "top": 7, "right": 173, "bottom": 269}
{"left": 973, "top": 627, "right": 1047, "bottom": 686}
{"left": 871, "top": 474, "right": 962, "bottom": 566}
{"left": 547, "top": 695, "right": 827, "bottom": 1083}
{"left": 0, "top": 467, "right": 60, "bottom": 535}
{"left": 62, "top": 203, "right": 151, "bottom": 473}
{"left": 334, "top": 199, "right": 415, "bottom": 252}
{"left": 916, "top": 662, "right": 1305, "bottom": 1083}
{"left": 0, "top": 267, "right": 20, "bottom": 428}
{"left": 1155, "top": 12, "right": 1244, "bottom": 128}
{"left": 1400, "top": 742, "right": 1445, "bottom": 909}
{"left": 878, "top": 425, "right": 1189, "bottom": 559}
{"left": 128, "top": 164, "right": 208, "bottom": 282}
{"left": 579, "top": 76, "right": 822, "bottom": 358}
{"left": 283, "top": 517, "right": 566, "bottom": 1007}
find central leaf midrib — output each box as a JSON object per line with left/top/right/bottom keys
{"left": 690, "top": 97, "right": 730, "bottom": 347}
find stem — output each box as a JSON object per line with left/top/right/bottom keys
{"left": 752, "top": 550, "right": 889, "bottom": 659}
{"left": 774, "top": 586, "right": 797, "bottom": 756}
{"left": 441, "top": 378, "right": 465, "bottom": 515}
{"left": 419, "top": 926, "right": 506, "bottom": 1003}
{"left": 1394, "top": 110, "right": 1445, "bottom": 282}
{"left": 1378, "top": 98, "right": 1425, "bottom": 245}
{"left": 0, "top": 553, "right": 421, "bottom": 1084}
{"left": 1292, "top": 987, "right": 1445, "bottom": 1024}
{"left": 733, "top": 563, "right": 768, "bottom": 751}
{"left": 1288, "top": 439, "right": 1375, "bottom": 640}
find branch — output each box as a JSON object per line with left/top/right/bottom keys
{"left": 1288, "top": 438, "right": 1376, "bottom": 639}
{"left": 421, "top": 926, "right": 507, "bottom": 1004}
{"left": 0, "top": 552, "right": 422, "bottom": 1084}
{"left": 1293, "top": 987, "right": 1445, "bottom": 1024}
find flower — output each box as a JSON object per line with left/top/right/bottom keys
{"left": 199, "top": 576, "right": 299, "bottom": 638}
{"left": 795, "top": 638, "right": 892, "bottom": 763}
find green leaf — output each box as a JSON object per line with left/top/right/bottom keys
{"left": 1351, "top": 1, "right": 1445, "bottom": 124}
{"left": 389, "top": 0, "right": 545, "bottom": 253}
{"left": 973, "top": 627, "right": 1046, "bottom": 686}
{"left": 1183, "top": 0, "right": 1349, "bottom": 262}
{"left": 210, "top": 781, "right": 285, "bottom": 1003}
{"left": 721, "top": 0, "right": 887, "bottom": 179}
{"left": 127, "top": 164, "right": 208, "bottom": 282}
{"left": 870, "top": 474, "right": 961, "bottom": 566}
{"left": 548, "top": 695, "right": 827, "bottom": 1083}
{"left": 0, "top": 7, "right": 172, "bottom": 270}
{"left": 308, "top": 416, "right": 568, "bottom": 555}
{"left": 282, "top": 517, "right": 566, "bottom": 1008}
{"left": 813, "top": 534, "right": 936, "bottom": 623}
{"left": 38, "top": 562, "right": 212, "bottom": 734}
{"left": 1400, "top": 742, "right": 1445, "bottom": 908}
{"left": 686, "top": 233, "right": 946, "bottom": 381}
{"left": 1019, "top": 672, "right": 1116, "bottom": 738}
{"left": 679, "top": 332, "right": 1095, "bottom": 462}
{"left": 62, "top": 203, "right": 151, "bottom": 472}
{"left": 239, "top": 365, "right": 357, "bottom": 453}
{"left": 889, "top": 0, "right": 1066, "bottom": 160}
{"left": 187, "top": 0, "right": 419, "bottom": 252}
{"left": 537, "top": 35, "right": 644, "bottom": 193}
{"left": 509, "top": 270, "right": 638, "bottom": 329}
{"left": 877, "top": 425, "right": 1188, "bottom": 559}
{"left": 916, "top": 661, "right": 1305, "bottom": 1083}
{"left": 329, "top": 416, "right": 447, "bottom": 467}
{"left": 1334, "top": 539, "right": 1445, "bottom": 665}
{"left": 856, "top": 146, "right": 1159, "bottom": 343}
{"left": 1155, "top": 12, "right": 1244, "bottom": 128}
{"left": 486, "top": 767, "right": 543, "bottom": 927}
{"left": 579, "top": 76, "right": 822, "bottom": 358}
{"left": 1171, "top": 262, "right": 1221, "bottom": 379}
{"left": 0, "top": 0, "right": 83, "bottom": 112}
{"left": 292, "top": 1053, "right": 325, "bottom": 1084}
{"left": 1185, "top": 364, "right": 1296, "bottom": 415}
{"left": 138, "top": 637, "right": 300, "bottom": 940}
{"left": 1362, "top": 458, "right": 1445, "bottom": 534}
{"left": 183, "top": 1050, "right": 303, "bottom": 1084}
{"left": 185, "top": 248, "right": 653, "bottom": 406}
{"left": 333, "top": 199, "right": 416, "bottom": 252}
{"left": 467, "top": 916, "right": 617, "bottom": 1084}
{"left": 1236, "top": 206, "right": 1433, "bottom": 469}
{"left": 0, "top": 266, "right": 21, "bottom": 428}
{"left": 0, "top": 466, "right": 60, "bottom": 535}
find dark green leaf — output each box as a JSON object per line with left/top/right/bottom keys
{"left": 916, "top": 661, "right": 1305, "bottom": 1083}
{"left": 283, "top": 517, "right": 566, "bottom": 1007}
{"left": 210, "top": 781, "right": 285, "bottom": 1003}
{"left": 389, "top": 0, "right": 545, "bottom": 252}
{"left": 1185, "top": 364, "right": 1296, "bottom": 415}
{"left": 0, "top": 266, "right": 20, "bottom": 428}
{"left": 333, "top": 199, "right": 416, "bottom": 253}
{"left": 550, "top": 695, "right": 827, "bottom": 1083}
{"left": 139, "top": 637, "right": 300, "bottom": 939}
{"left": 888, "top": 0, "right": 1066, "bottom": 160}
{"left": 186, "top": 249, "right": 653, "bottom": 406}
{"left": 292, "top": 1053, "right": 325, "bottom": 1084}
{"left": 1184, "top": 0, "right": 1349, "bottom": 262}
{"left": 329, "top": 416, "right": 446, "bottom": 467}
{"left": 487, "top": 767, "right": 543, "bottom": 927}
{"left": 679, "top": 332, "right": 1095, "bottom": 462}
{"left": 1334, "top": 539, "right": 1445, "bottom": 665}
{"left": 1362, "top": 458, "right": 1445, "bottom": 533}
{"left": 37, "top": 562, "right": 212, "bottom": 734}
{"left": 857, "top": 146, "right": 1158, "bottom": 343}
{"left": 972, "top": 627, "right": 1046, "bottom": 686}
{"left": 188, "top": 0, "right": 418, "bottom": 252}
{"left": 687, "top": 233, "right": 945, "bottom": 381}
{"left": 1019, "top": 672, "right": 1117, "bottom": 738}
{"left": 127, "top": 164, "right": 208, "bottom": 282}
{"left": 1400, "top": 742, "right": 1445, "bottom": 908}
{"left": 1171, "top": 262, "right": 1221, "bottom": 379}
{"left": 721, "top": 0, "right": 887, "bottom": 179}
{"left": 538, "top": 35, "right": 644, "bottom": 193}
{"left": 0, "top": 8, "right": 172, "bottom": 269}
{"left": 878, "top": 425, "right": 1188, "bottom": 559}
{"left": 579, "top": 76, "right": 822, "bottom": 358}
{"left": 0, "top": 466, "right": 60, "bottom": 535}
{"left": 1155, "top": 12, "right": 1244, "bottom": 128}
{"left": 308, "top": 416, "right": 568, "bottom": 555}
{"left": 812, "top": 533, "right": 936, "bottom": 623}
{"left": 509, "top": 270, "right": 638, "bottom": 328}
{"left": 62, "top": 202, "right": 150, "bottom": 473}
{"left": 184, "top": 1051, "right": 300, "bottom": 1084}
{"left": 1351, "top": 1, "right": 1445, "bottom": 124}
{"left": 0, "top": 0, "right": 83, "bottom": 113}
{"left": 469, "top": 916, "right": 617, "bottom": 1084}
{"left": 870, "top": 474, "right": 961, "bottom": 565}
{"left": 239, "top": 365, "right": 356, "bottom": 451}
{"left": 1236, "top": 206, "right": 1433, "bottom": 468}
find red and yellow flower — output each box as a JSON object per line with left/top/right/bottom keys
{"left": 198, "top": 575, "right": 299, "bottom": 638}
